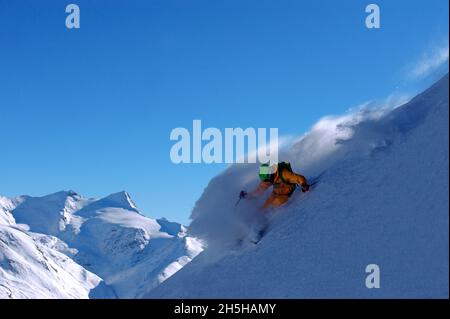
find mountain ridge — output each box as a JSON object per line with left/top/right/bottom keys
{"left": 1, "top": 190, "right": 203, "bottom": 298}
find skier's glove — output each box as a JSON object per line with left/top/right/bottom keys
{"left": 239, "top": 190, "right": 248, "bottom": 199}
{"left": 301, "top": 184, "right": 310, "bottom": 192}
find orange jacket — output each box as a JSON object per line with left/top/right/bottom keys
{"left": 250, "top": 167, "right": 308, "bottom": 197}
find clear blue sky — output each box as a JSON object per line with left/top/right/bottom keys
{"left": 0, "top": 0, "right": 448, "bottom": 224}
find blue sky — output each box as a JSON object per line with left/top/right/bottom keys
{"left": 0, "top": 0, "right": 448, "bottom": 224}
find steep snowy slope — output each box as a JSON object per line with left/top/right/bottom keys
{"left": 148, "top": 74, "right": 449, "bottom": 298}
{"left": 9, "top": 191, "right": 203, "bottom": 298}
{"left": 0, "top": 200, "right": 102, "bottom": 299}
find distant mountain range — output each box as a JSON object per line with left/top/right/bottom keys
{"left": 0, "top": 190, "right": 203, "bottom": 298}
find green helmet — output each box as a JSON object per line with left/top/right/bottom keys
{"left": 259, "top": 163, "right": 276, "bottom": 182}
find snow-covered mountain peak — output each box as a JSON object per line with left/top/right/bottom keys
{"left": 0, "top": 196, "right": 15, "bottom": 212}
{"left": 11, "top": 191, "right": 91, "bottom": 235}
{"left": 2, "top": 189, "right": 204, "bottom": 298}
{"left": 0, "top": 195, "right": 103, "bottom": 298}
{"left": 74, "top": 191, "right": 140, "bottom": 219}
{"left": 98, "top": 191, "right": 139, "bottom": 212}
{"left": 0, "top": 196, "right": 16, "bottom": 226}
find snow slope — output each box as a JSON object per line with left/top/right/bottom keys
{"left": 0, "top": 197, "right": 16, "bottom": 226}
{"left": 0, "top": 200, "right": 102, "bottom": 299}
{"left": 147, "top": 74, "right": 449, "bottom": 298}
{"left": 9, "top": 191, "right": 203, "bottom": 298}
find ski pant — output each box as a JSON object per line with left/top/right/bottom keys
{"left": 262, "top": 193, "right": 290, "bottom": 210}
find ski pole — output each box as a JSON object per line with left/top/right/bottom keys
{"left": 235, "top": 191, "right": 247, "bottom": 207}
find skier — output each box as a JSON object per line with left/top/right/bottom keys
{"left": 239, "top": 162, "right": 310, "bottom": 211}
